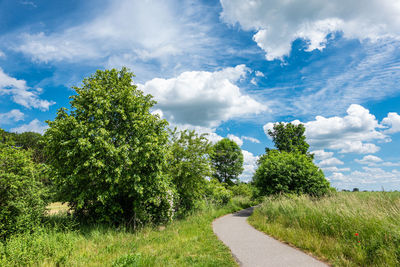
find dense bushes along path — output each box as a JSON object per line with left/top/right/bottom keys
{"left": 213, "top": 207, "right": 327, "bottom": 267}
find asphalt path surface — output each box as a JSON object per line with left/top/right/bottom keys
{"left": 213, "top": 207, "right": 328, "bottom": 267}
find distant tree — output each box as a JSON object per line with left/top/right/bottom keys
{"left": 168, "top": 129, "right": 212, "bottom": 214}
{"left": 14, "top": 132, "right": 45, "bottom": 163}
{"left": 211, "top": 138, "right": 244, "bottom": 186}
{"left": 267, "top": 122, "right": 311, "bottom": 157}
{"left": 353, "top": 188, "right": 360, "bottom": 192}
{"left": 44, "top": 68, "right": 173, "bottom": 225}
{"left": 253, "top": 150, "right": 330, "bottom": 197}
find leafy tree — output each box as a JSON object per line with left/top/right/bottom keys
{"left": 44, "top": 68, "right": 173, "bottom": 226}
{"left": 14, "top": 132, "right": 46, "bottom": 163}
{"left": 253, "top": 150, "right": 330, "bottom": 197}
{"left": 0, "top": 144, "right": 47, "bottom": 239}
{"left": 267, "top": 122, "right": 311, "bottom": 156}
{"left": 211, "top": 138, "right": 244, "bottom": 186}
{"left": 167, "top": 129, "right": 212, "bottom": 214}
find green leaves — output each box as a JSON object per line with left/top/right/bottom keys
{"left": 210, "top": 138, "right": 244, "bottom": 186}
{"left": 44, "top": 68, "right": 173, "bottom": 226}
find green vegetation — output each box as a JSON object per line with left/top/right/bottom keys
{"left": 249, "top": 192, "right": 400, "bottom": 266}
{"left": 44, "top": 68, "right": 173, "bottom": 225}
{"left": 253, "top": 150, "right": 330, "bottom": 197}
{"left": 168, "top": 129, "right": 212, "bottom": 215}
{"left": 0, "top": 197, "right": 253, "bottom": 266}
{"left": 254, "top": 122, "right": 330, "bottom": 197}
{"left": 0, "top": 143, "right": 48, "bottom": 240}
{"left": 211, "top": 138, "right": 244, "bottom": 185}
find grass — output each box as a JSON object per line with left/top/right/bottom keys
{"left": 0, "top": 197, "right": 253, "bottom": 266}
{"left": 248, "top": 192, "right": 400, "bottom": 266}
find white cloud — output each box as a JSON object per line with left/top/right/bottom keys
{"left": 240, "top": 150, "right": 259, "bottom": 182}
{"left": 220, "top": 0, "right": 400, "bottom": 60}
{"left": 0, "top": 109, "right": 24, "bottom": 124}
{"left": 0, "top": 50, "right": 5, "bottom": 58}
{"left": 255, "top": 71, "right": 264, "bottom": 77}
{"left": 382, "top": 112, "right": 400, "bottom": 133}
{"left": 311, "top": 150, "right": 334, "bottom": 161}
{"left": 14, "top": 0, "right": 220, "bottom": 76}
{"left": 227, "top": 134, "right": 243, "bottom": 147}
{"left": 318, "top": 157, "right": 344, "bottom": 167}
{"left": 265, "top": 104, "right": 388, "bottom": 154}
{"left": 11, "top": 119, "right": 48, "bottom": 134}
{"left": 0, "top": 68, "right": 54, "bottom": 110}
{"left": 355, "top": 155, "right": 383, "bottom": 165}
{"left": 329, "top": 167, "right": 400, "bottom": 190}
{"left": 140, "top": 65, "right": 267, "bottom": 128}
{"left": 321, "top": 166, "right": 351, "bottom": 172}
{"left": 241, "top": 136, "right": 260, "bottom": 144}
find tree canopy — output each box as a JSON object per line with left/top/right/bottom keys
{"left": 44, "top": 68, "right": 173, "bottom": 225}
{"left": 211, "top": 138, "right": 244, "bottom": 186}
{"left": 267, "top": 122, "right": 310, "bottom": 156}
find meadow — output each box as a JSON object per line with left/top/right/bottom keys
{"left": 0, "top": 197, "right": 252, "bottom": 267}
{"left": 248, "top": 192, "right": 400, "bottom": 266}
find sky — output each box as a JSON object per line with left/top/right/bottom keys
{"left": 1, "top": 0, "right": 400, "bottom": 190}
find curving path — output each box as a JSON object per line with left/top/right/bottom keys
{"left": 213, "top": 207, "right": 328, "bottom": 267}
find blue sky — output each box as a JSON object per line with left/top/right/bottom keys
{"left": 1, "top": 0, "right": 400, "bottom": 190}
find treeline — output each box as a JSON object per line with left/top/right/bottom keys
{"left": 0, "top": 68, "right": 332, "bottom": 241}
{"left": 0, "top": 68, "right": 254, "bottom": 240}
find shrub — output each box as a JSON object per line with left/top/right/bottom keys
{"left": 253, "top": 150, "right": 330, "bottom": 197}
{"left": 0, "top": 145, "right": 47, "bottom": 240}
{"left": 204, "top": 179, "right": 233, "bottom": 206}
{"left": 231, "top": 183, "right": 256, "bottom": 198}
{"left": 44, "top": 68, "right": 173, "bottom": 226}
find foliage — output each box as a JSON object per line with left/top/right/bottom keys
{"left": 253, "top": 150, "right": 330, "bottom": 197}
{"left": 0, "top": 144, "right": 47, "bottom": 240}
{"left": 231, "top": 182, "right": 256, "bottom": 198}
{"left": 249, "top": 192, "right": 400, "bottom": 266}
{"left": 14, "top": 131, "right": 46, "bottom": 163}
{"left": 167, "top": 129, "right": 212, "bottom": 215}
{"left": 211, "top": 138, "right": 244, "bottom": 185}
{"left": 0, "top": 197, "right": 252, "bottom": 266}
{"left": 43, "top": 68, "right": 173, "bottom": 226}
{"left": 267, "top": 122, "right": 311, "bottom": 156}
{"left": 204, "top": 179, "right": 233, "bottom": 206}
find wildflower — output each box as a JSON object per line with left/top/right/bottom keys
{"left": 355, "top": 233, "right": 359, "bottom": 236}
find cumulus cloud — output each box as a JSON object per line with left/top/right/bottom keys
{"left": 311, "top": 150, "right": 334, "bottom": 161}
{"left": 355, "top": 155, "right": 383, "bottom": 165}
{"left": 382, "top": 112, "right": 400, "bottom": 134}
{"left": 0, "top": 109, "right": 24, "bottom": 124}
{"left": 11, "top": 119, "right": 48, "bottom": 134}
{"left": 241, "top": 136, "right": 260, "bottom": 144}
{"left": 240, "top": 150, "right": 259, "bottom": 182}
{"left": 318, "top": 157, "right": 344, "bottom": 167}
{"left": 329, "top": 167, "right": 400, "bottom": 190}
{"left": 220, "top": 0, "right": 400, "bottom": 60}
{"left": 265, "top": 104, "right": 388, "bottom": 154}
{"left": 140, "top": 65, "right": 267, "bottom": 128}
{"left": 255, "top": 71, "right": 264, "bottom": 77}
{"left": 0, "top": 68, "right": 54, "bottom": 110}
{"left": 321, "top": 166, "right": 350, "bottom": 173}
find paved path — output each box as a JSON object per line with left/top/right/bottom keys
{"left": 213, "top": 207, "right": 328, "bottom": 267}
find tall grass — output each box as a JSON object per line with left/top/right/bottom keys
{"left": 0, "top": 197, "right": 253, "bottom": 266}
{"left": 248, "top": 192, "right": 400, "bottom": 266}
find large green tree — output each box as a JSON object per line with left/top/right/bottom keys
{"left": 167, "top": 129, "right": 212, "bottom": 214}
{"left": 211, "top": 138, "right": 244, "bottom": 186}
{"left": 267, "top": 122, "right": 310, "bottom": 156}
{"left": 44, "top": 68, "right": 173, "bottom": 225}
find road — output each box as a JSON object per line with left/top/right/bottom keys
{"left": 212, "top": 207, "right": 328, "bottom": 267}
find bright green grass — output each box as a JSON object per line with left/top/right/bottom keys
{"left": 248, "top": 192, "right": 400, "bottom": 267}
{"left": 0, "top": 197, "right": 253, "bottom": 266}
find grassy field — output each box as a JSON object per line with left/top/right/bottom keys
{"left": 248, "top": 192, "right": 400, "bottom": 266}
{"left": 0, "top": 197, "right": 253, "bottom": 266}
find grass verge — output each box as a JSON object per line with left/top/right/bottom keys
{"left": 248, "top": 192, "right": 400, "bottom": 266}
{"left": 0, "top": 197, "right": 252, "bottom": 266}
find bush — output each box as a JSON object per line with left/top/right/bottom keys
{"left": 0, "top": 145, "right": 47, "bottom": 240}
{"left": 44, "top": 68, "right": 173, "bottom": 226}
{"left": 253, "top": 150, "right": 330, "bottom": 197}
{"left": 204, "top": 179, "right": 233, "bottom": 206}
{"left": 231, "top": 183, "right": 256, "bottom": 198}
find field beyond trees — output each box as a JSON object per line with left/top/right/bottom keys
{"left": 249, "top": 192, "right": 400, "bottom": 266}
